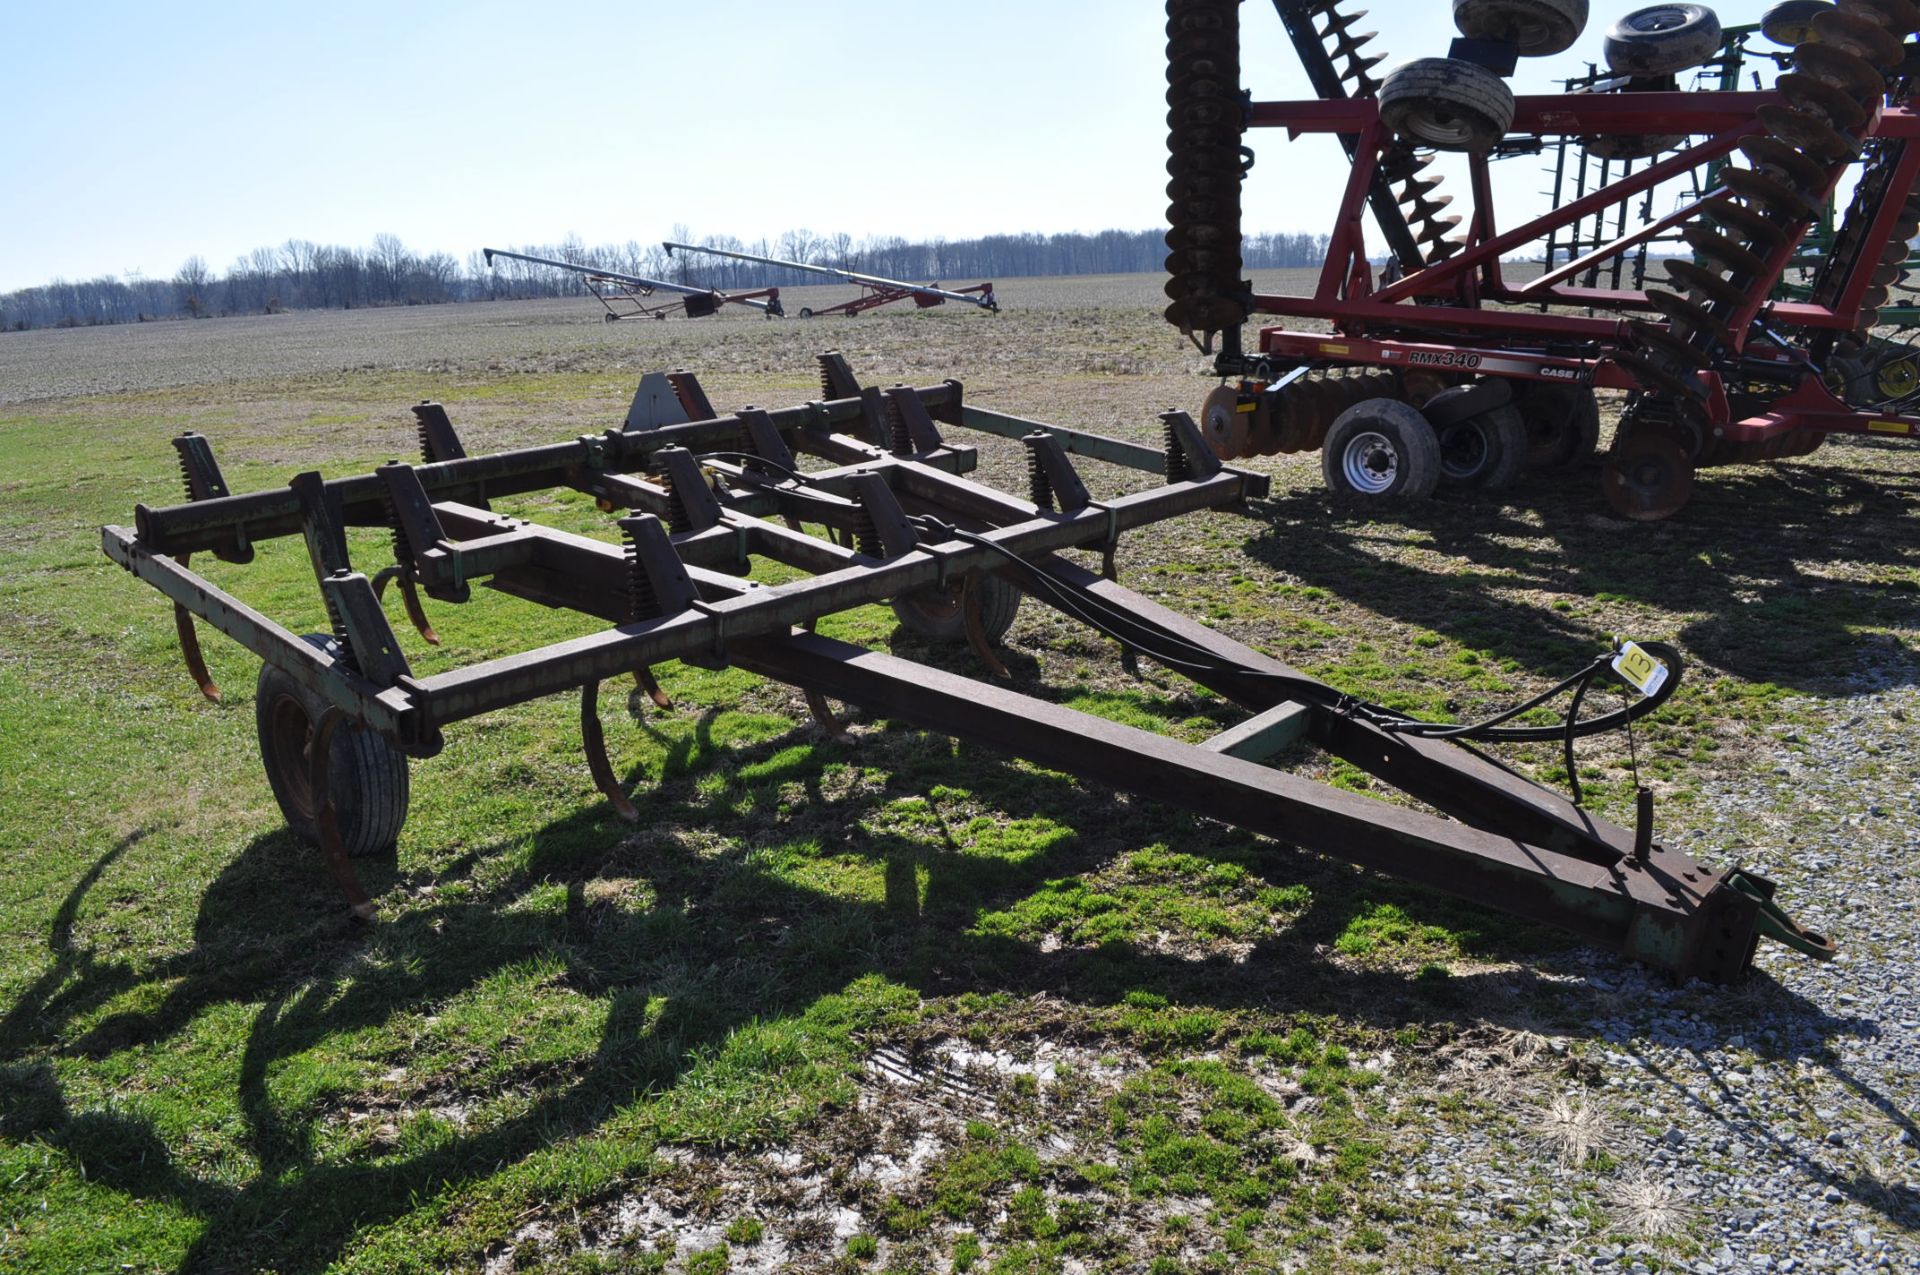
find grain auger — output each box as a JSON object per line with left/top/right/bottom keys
{"left": 1166, "top": 0, "right": 1920, "bottom": 519}
{"left": 107, "top": 352, "right": 1833, "bottom": 981}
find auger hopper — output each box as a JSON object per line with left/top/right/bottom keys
{"left": 104, "top": 352, "right": 1830, "bottom": 982}
{"left": 1167, "top": 0, "right": 1920, "bottom": 519}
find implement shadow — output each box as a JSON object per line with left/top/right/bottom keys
{"left": 1241, "top": 451, "right": 1920, "bottom": 693}
{"left": 4, "top": 707, "right": 1907, "bottom": 1268}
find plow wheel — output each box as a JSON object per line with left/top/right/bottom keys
{"left": 256, "top": 636, "right": 410, "bottom": 861}
{"left": 1378, "top": 57, "right": 1516, "bottom": 153}
{"left": 1604, "top": 5, "right": 1724, "bottom": 76}
{"left": 1452, "top": 0, "right": 1590, "bottom": 58}
{"left": 1200, "top": 383, "right": 1253, "bottom": 459}
{"left": 1321, "top": 398, "right": 1442, "bottom": 502}
{"left": 1517, "top": 383, "right": 1602, "bottom": 468}
{"left": 1435, "top": 407, "right": 1527, "bottom": 490}
{"left": 1603, "top": 423, "right": 1696, "bottom": 521}
{"left": 891, "top": 572, "right": 1021, "bottom": 645}
{"left": 1762, "top": 1, "right": 1832, "bottom": 45}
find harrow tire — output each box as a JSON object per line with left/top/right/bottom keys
{"left": 1604, "top": 5, "right": 1724, "bottom": 76}
{"left": 798, "top": 307, "right": 815, "bottom": 319}
{"left": 256, "top": 636, "right": 409, "bottom": 859}
{"left": 1452, "top": 0, "right": 1589, "bottom": 57}
{"left": 1515, "top": 383, "right": 1603, "bottom": 468}
{"left": 1321, "top": 399, "right": 1443, "bottom": 502}
{"left": 891, "top": 573, "right": 1021, "bottom": 645}
{"left": 1761, "top": 0, "right": 1833, "bottom": 45}
{"left": 1422, "top": 387, "right": 1528, "bottom": 489}
{"left": 1419, "top": 379, "right": 1513, "bottom": 428}
{"left": 1378, "top": 58, "right": 1516, "bottom": 154}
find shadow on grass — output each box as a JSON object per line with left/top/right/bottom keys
{"left": 1240, "top": 450, "right": 1920, "bottom": 694}
{"left": 2, "top": 706, "right": 1911, "bottom": 1271}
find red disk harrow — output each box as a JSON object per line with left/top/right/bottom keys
{"left": 1166, "top": 0, "right": 1920, "bottom": 519}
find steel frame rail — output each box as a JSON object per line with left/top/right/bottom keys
{"left": 103, "top": 356, "right": 1828, "bottom": 981}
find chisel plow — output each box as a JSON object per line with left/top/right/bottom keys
{"left": 104, "top": 352, "right": 1831, "bottom": 981}
{"left": 1168, "top": 0, "right": 1920, "bottom": 519}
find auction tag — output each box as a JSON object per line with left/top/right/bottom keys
{"left": 1611, "top": 641, "right": 1668, "bottom": 698}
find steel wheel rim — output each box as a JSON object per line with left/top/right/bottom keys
{"left": 1407, "top": 110, "right": 1478, "bottom": 148}
{"left": 1340, "top": 430, "right": 1400, "bottom": 494}
{"left": 1627, "top": 7, "right": 1693, "bottom": 32}
{"left": 1438, "top": 420, "right": 1490, "bottom": 480}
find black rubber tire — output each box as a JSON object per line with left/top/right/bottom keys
{"left": 1604, "top": 5, "right": 1724, "bottom": 76}
{"left": 1419, "top": 379, "right": 1513, "bottom": 428}
{"left": 798, "top": 307, "right": 814, "bottom": 319}
{"left": 1422, "top": 389, "right": 1528, "bottom": 489}
{"left": 1453, "top": 0, "right": 1589, "bottom": 57}
{"left": 1378, "top": 58, "right": 1517, "bottom": 154}
{"left": 1321, "top": 398, "right": 1444, "bottom": 501}
{"left": 1515, "top": 383, "right": 1603, "bottom": 468}
{"left": 891, "top": 573, "right": 1021, "bottom": 644}
{"left": 255, "top": 636, "right": 409, "bottom": 858}
{"left": 1760, "top": 0, "right": 1832, "bottom": 46}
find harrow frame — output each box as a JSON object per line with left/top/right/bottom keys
{"left": 103, "top": 354, "right": 1829, "bottom": 982}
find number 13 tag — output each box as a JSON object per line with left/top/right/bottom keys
{"left": 1611, "top": 641, "right": 1668, "bottom": 698}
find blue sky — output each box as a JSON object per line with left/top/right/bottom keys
{"left": 0, "top": 1, "right": 1784, "bottom": 292}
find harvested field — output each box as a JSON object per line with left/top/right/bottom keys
{"left": 1, "top": 275, "right": 1916, "bottom": 1274}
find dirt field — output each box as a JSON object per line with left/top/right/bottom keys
{"left": 1, "top": 277, "right": 1916, "bottom": 1274}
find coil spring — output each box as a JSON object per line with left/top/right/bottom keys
{"left": 1027, "top": 446, "right": 1055, "bottom": 511}
{"left": 622, "top": 522, "right": 659, "bottom": 621}
{"left": 382, "top": 488, "right": 414, "bottom": 571}
{"left": 656, "top": 460, "right": 693, "bottom": 534}
{"left": 847, "top": 509, "right": 882, "bottom": 559}
{"left": 885, "top": 395, "right": 913, "bottom": 455}
{"left": 1163, "top": 413, "right": 1192, "bottom": 482}
{"left": 1621, "top": 0, "right": 1920, "bottom": 418}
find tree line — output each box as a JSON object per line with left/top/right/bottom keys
{"left": 0, "top": 227, "right": 1334, "bottom": 331}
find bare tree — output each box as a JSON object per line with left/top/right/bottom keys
{"left": 173, "top": 256, "right": 210, "bottom": 317}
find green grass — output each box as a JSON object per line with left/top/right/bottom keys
{"left": 3, "top": 298, "right": 1915, "bottom": 1272}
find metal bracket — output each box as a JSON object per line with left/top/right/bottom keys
{"left": 619, "top": 514, "right": 699, "bottom": 619}
{"left": 884, "top": 385, "right": 946, "bottom": 455}
{"left": 930, "top": 377, "right": 965, "bottom": 427}
{"left": 172, "top": 433, "right": 252, "bottom": 562}
{"left": 856, "top": 386, "right": 892, "bottom": 449}
{"left": 668, "top": 370, "right": 718, "bottom": 421}
{"left": 412, "top": 401, "right": 469, "bottom": 463}
{"left": 377, "top": 463, "right": 446, "bottom": 567}
{"left": 320, "top": 570, "right": 412, "bottom": 685}
{"left": 655, "top": 448, "right": 723, "bottom": 533}
{"left": 738, "top": 407, "right": 798, "bottom": 473}
{"left": 849, "top": 472, "right": 919, "bottom": 558}
{"left": 1022, "top": 432, "right": 1092, "bottom": 512}
{"left": 1161, "top": 410, "right": 1225, "bottom": 482}
{"left": 625, "top": 372, "right": 693, "bottom": 431}
{"left": 173, "top": 431, "right": 231, "bottom": 501}
{"left": 818, "top": 350, "right": 862, "bottom": 400}
{"left": 290, "top": 470, "right": 353, "bottom": 582}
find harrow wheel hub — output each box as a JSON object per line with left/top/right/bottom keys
{"left": 1340, "top": 430, "right": 1402, "bottom": 493}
